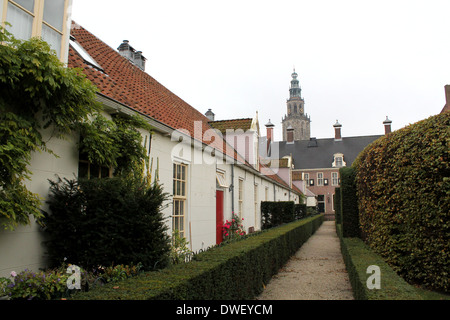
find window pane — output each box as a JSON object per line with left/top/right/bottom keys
{"left": 176, "top": 180, "right": 180, "bottom": 196}
{"left": 42, "top": 23, "right": 62, "bottom": 57}
{"left": 13, "top": 0, "right": 35, "bottom": 12}
{"left": 176, "top": 165, "right": 181, "bottom": 180}
{"left": 6, "top": 2, "right": 33, "bottom": 40}
{"left": 181, "top": 165, "right": 185, "bottom": 181}
{"left": 43, "top": 0, "right": 64, "bottom": 30}
{"left": 181, "top": 181, "right": 185, "bottom": 197}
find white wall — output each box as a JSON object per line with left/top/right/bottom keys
{"left": 0, "top": 107, "right": 302, "bottom": 277}
{"left": 0, "top": 126, "right": 80, "bottom": 278}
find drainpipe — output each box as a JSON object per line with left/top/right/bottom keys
{"left": 231, "top": 164, "right": 235, "bottom": 214}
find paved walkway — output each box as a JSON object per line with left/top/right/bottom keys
{"left": 256, "top": 221, "right": 354, "bottom": 300}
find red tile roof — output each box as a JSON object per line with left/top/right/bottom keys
{"left": 209, "top": 118, "right": 253, "bottom": 134}
{"left": 68, "top": 22, "right": 300, "bottom": 195}
{"left": 69, "top": 22, "right": 234, "bottom": 155}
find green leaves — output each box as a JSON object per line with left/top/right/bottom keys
{"left": 353, "top": 112, "right": 450, "bottom": 293}
{"left": 77, "top": 113, "right": 150, "bottom": 178}
{"left": 0, "top": 26, "right": 100, "bottom": 230}
{"left": 43, "top": 176, "right": 171, "bottom": 271}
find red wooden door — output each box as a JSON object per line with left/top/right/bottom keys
{"left": 216, "top": 190, "right": 224, "bottom": 244}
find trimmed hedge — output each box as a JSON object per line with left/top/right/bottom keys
{"left": 338, "top": 230, "right": 423, "bottom": 300}
{"left": 72, "top": 214, "right": 324, "bottom": 300}
{"left": 334, "top": 187, "right": 341, "bottom": 224}
{"left": 339, "top": 167, "right": 360, "bottom": 238}
{"left": 261, "top": 201, "right": 296, "bottom": 229}
{"left": 353, "top": 112, "right": 450, "bottom": 293}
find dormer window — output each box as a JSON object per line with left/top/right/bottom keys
{"left": 332, "top": 153, "right": 346, "bottom": 168}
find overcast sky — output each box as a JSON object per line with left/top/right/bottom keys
{"left": 71, "top": 0, "right": 450, "bottom": 141}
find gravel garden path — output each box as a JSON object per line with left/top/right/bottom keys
{"left": 256, "top": 221, "right": 354, "bottom": 300}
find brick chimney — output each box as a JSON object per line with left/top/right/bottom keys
{"left": 265, "top": 120, "right": 274, "bottom": 154}
{"left": 442, "top": 85, "right": 450, "bottom": 113}
{"left": 286, "top": 125, "right": 294, "bottom": 143}
{"left": 118, "top": 40, "right": 147, "bottom": 71}
{"left": 333, "top": 120, "right": 342, "bottom": 141}
{"left": 383, "top": 116, "right": 392, "bottom": 134}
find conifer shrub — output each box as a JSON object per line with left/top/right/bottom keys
{"left": 43, "top": 176, "right": 171, "bottom": 271}
{"left": 261, "top": 201, "right": 296, "bottom": 229}
{"left": 353, "top": 112, "right": 450, "bottom": 293}
{"left": 294, "top": 203, "right": 307, "bottom": 220}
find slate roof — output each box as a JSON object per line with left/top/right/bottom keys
{"left": 261, "top": 135, "right": 382, "bottom": 170}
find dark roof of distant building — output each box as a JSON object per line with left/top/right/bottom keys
{"left": 261, "top": 135, "right": 382, "bottom": 169}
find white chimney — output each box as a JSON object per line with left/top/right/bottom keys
{"left": 118, "top": 40, "right": 147, "bottom": 71}
{"left": 205, "top": 109, "right": 215, "bottom": 121}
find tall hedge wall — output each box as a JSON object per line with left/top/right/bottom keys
{"left": 339, "top": 167, "right": 360, "bottom": 238}
{"left": 353, "top": 112, "right": 449, "bottom": 293}
{"left": 334, "top": 187, "right": 341, "bottom": 224}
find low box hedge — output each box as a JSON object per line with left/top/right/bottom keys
{"left": 72, "top": 214, "right": 324, "bottom": 300}
{"left": 337, "top": 224, "right": 423, "bottom": 300}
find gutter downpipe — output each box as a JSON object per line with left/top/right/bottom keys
{"left": 231, "top": 163, "right": 235, "bottom": 214}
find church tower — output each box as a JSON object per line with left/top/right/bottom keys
{"left": 282, "top": 70, "right": 311, "bottom": 141}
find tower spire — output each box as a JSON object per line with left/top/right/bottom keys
{"left": 282, "top": 69, "right": 311, "bottom": 141}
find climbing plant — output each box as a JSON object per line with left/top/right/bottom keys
{"left": 77, "top": 113, "right": 152, "bottom": 178}
{"left": 0, "top": 26, "right": 101, "bottom": 230}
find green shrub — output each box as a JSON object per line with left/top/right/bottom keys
{"left": 43, "top": 176, "right": 171, "bottom": 271}
{"left": 353, "top": 112, "right": 450, "bottom": 293}
{"left": 339, "top": 167, "right": 360, "bottom": 238}
{"left": 334, "top": 187, "right": 341, "bottom": 224}
{"left": 261, "top": 201, "right": 296, "bottom": 229}
{"left": 72, "top": 215, "right": 324, "bottom": 300}
{"left": 294, "top": 203, "right": 307, "bottom": 220}
{"left": 339, "top": 236, "right": 423, "bottom": 300}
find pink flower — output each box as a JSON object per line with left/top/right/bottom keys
{"left": 10, "top": 271, "right": 17, "bottom": 277}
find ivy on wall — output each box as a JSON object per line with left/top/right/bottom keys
{"left": 0, "top": 26, "right": 152, "bottom": 230}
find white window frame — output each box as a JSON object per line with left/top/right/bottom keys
{"left": 332, "top": 153, "right": 346, "bottom": 168}
{"left": 173, "top": 163, "right": 187, "bottom": 238}
{"left": 238, "top": 178, "right": 244, "bottom": 219}
{"left": 317, "top": 172, "right": 324, "bottom": 186}
{"left": 1, "top": 0, "right": 71, "bottom": 62}
{"left": 332, "top": 172, "right": 339, "bottom": 186}
{"left": 303, "top": 173, "right": 309, "bottom": 186}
